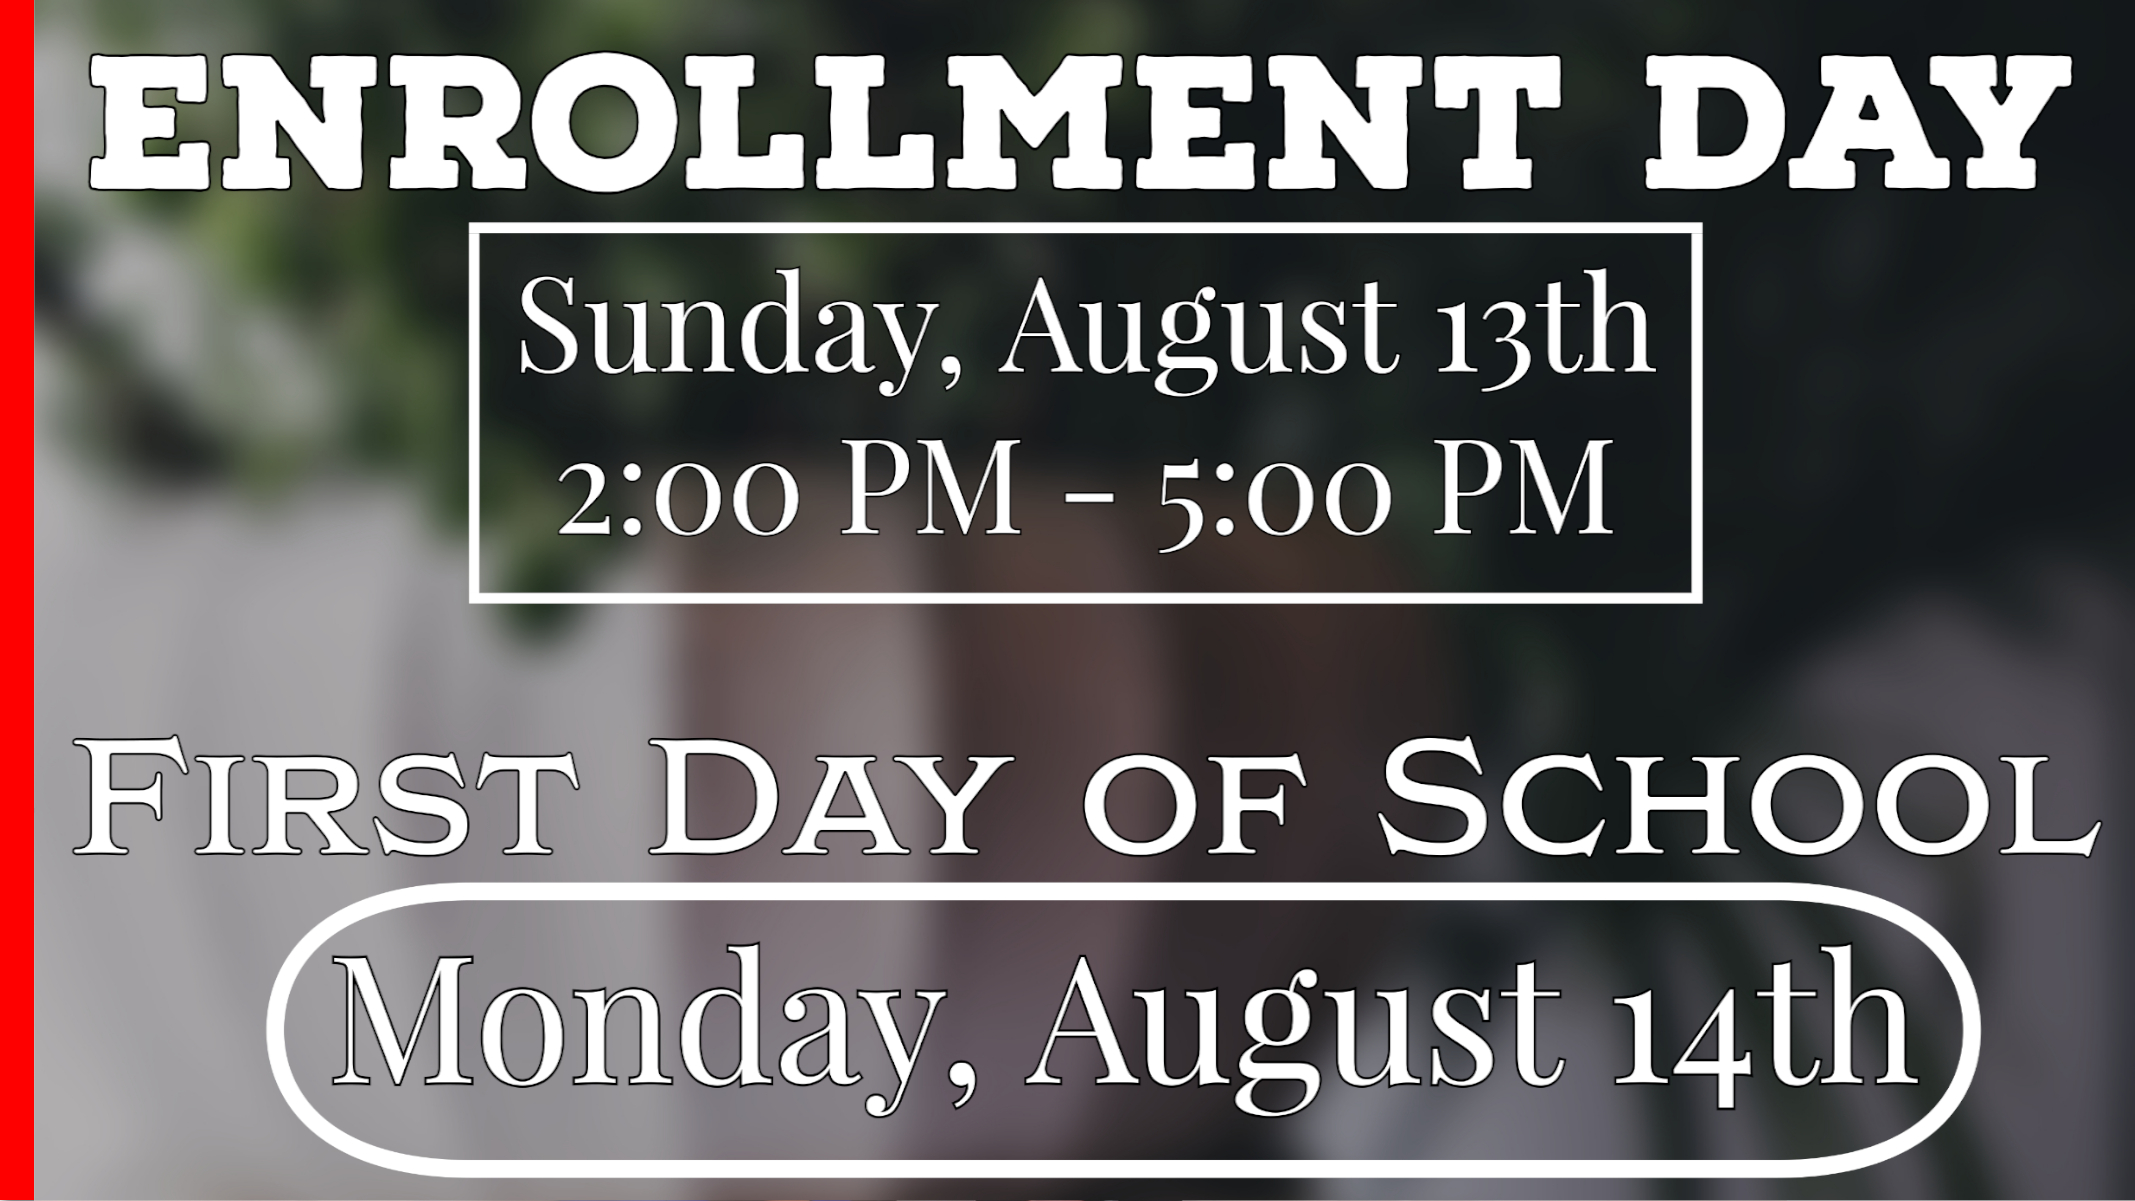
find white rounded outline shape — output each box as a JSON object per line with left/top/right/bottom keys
{"left": 267, "top": 880, "right": 1979, "bottom": 1180}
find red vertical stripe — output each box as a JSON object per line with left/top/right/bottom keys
{"left": 8, "top": 0, "right": 36, "bottom": 1193}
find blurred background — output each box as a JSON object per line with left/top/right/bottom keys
{"left": 34, "top": 1, "right": 2134, "bottom": 1196}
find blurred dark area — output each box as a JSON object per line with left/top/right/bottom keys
{"left": 41, "top": 0, "right": 2132, "bottom": 738}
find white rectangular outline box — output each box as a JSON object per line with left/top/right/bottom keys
{"left": 467, "top": 222, "right": 1703, "bottom": 605}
